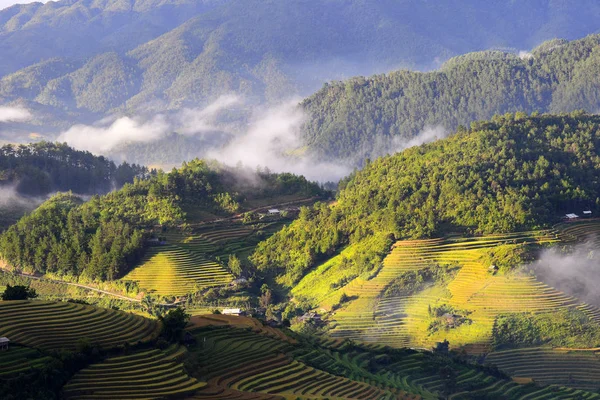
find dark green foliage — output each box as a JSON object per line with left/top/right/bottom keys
{"left": 0, "top": 142, "right": 146, "bottom": 196}
{"left": 479, "top": 244, "right": 531, "bottom": 274}
{"left": 160, "top": 307, "right": 190, "bottom": 342}
{"left": 1, "top": 284, "right": 37, "bottom": 300}
{"left": 302, "top": 35, "right": 600, "bottom": 162}
{"left": 383, "top": 264, "right": 458, "bottom": 297}
{"left": 0, "top": 159, "right": 321, "bottom": 281}
{"left": 494, "top": 309, "right": 600, "bottom": 348}
{"left": 0, "top": 192, "right": 149, "bottom": 280}
{"left": 251, "top": 203, "right": 393, "bottom": 286}
{"left": 256, "top": 113, "right": 600, "bottom": 286}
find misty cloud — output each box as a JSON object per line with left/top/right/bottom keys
{"left": 518, "top": 50, "right": 533, "bottom": 60}
{"left": 0, "top": 106, "right": 32, "bottom": 123}
{"left": 207, "top": 100, "right": 352, "bottom": 182}
{"left": 57, "top": 95, "right": 241, "bottom": 154}
{"left": 391, "top": 125, "right": 449, "bottom": 153}
{"left": 0, "top": 184, "right": 45, "bottom": 209}
{"left": 57, "top": 96, "right": 351, "bottom": 182}
{"left": 532, "top": 242, "right": 600, "bottom": 306}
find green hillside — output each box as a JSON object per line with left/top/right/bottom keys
{"left": 302, "top": 35, "right": 600, "bottom": 162}
{"left": 255, "top": 113, "right": 600, "bottom": 288}
{"left": 0, "top": 159, "right": 323, "bottom": 283}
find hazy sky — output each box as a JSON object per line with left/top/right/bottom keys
{"left": 0, "top": 0, "right": 45, "bottom": 10}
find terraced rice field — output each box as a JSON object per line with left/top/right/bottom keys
{"left": 185, "top": 322, "right": 597, "bottom": 400}
{"left": 0, "top": 346, "right": 52, "bottom": 377}
{"left": 122, "top": 222, "right": 283, "bottom": 297}
{"left": 123, "top": 245, "right": 232, "bottom": 296}
{"left": 557, "top": 221, "right": 600, "bottom": 246}
{"left": 0, "top": 301, "right": 160, "bottom": 351}
{"left": 64, "top": 344, "right": 205, "bottom": 399}
{"left": 327, "top": 230, "right": 580, "bottom": 353}
{"left": 188, "top": 327, "right": 406, "bottom": 399}
{"left": 486, "top": 347, "right": 600, "bottom": 391}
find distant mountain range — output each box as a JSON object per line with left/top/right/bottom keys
{"left": 1, "top": 0, "right": 600, "bottom": 136}
{"left": 301, "top": 34, "right": 600, "bottom": 163}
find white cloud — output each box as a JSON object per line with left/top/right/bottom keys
{"left": 57, "top": 114, "right": 170, "bottom": 154}
{"left": 177, "top": 94, "right": 241, "bottom": 135}
{"left": 518, "top": 50, "right": 533, "bottom": 60}
{"left": 57, "top": 95, "right": 241, "bottom": 154}
{"left": 532, "top": 242, "right": 600, "bottom": 306}
{"left": 0, "top": 106, "right": 32, "bottom": 122}
{"left": 206, "top": 100, "right": 351, "bottom": 182}
{"left": 58, "top": 95, "right": 350, "bottom": 182}
{"left": 392, "top": 125, "right": 449, "bottom": 152}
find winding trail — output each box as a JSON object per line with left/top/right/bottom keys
{"left": 1, "top": 269, "right": 141, "bottom": 302}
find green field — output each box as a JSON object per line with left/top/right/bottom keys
{"left": 122, "top": 221, "right": 286, "bottom": 297}
{"left": 486, "top": 347, "right": 600, "bottom": 391}
{"left": 302, "top": 230, "right": 572, "bottom": 353}
{"left": 184, "top": 319, "right": 599, "bottom": 400}
{"left": 0, "top": 301, "right": 160, "bottom": 351}
{"left": 63, "top": 344, "right": 205, "bottom": 399}
{"left": 0, "top": 346, "right": 51, "bottom": 378}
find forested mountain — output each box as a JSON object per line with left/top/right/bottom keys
{"left": 0, "top": 159, "right": 323, "bottom": 281}
{"left": 1, "top": 0, "right": 600, "bottom": 132}
{"left": 301, "top": 34, "right": 600, "bottom": 163}
{"left": 254, "top": 113, "right": 600, "bottom": 286}
{"left": 0, "top": 141, "right": 146, "bottom": 196}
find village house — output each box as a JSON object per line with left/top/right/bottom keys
{"left": 222, "top": 308, "right": 245, "bottom": 316}
{"left": 441, "top": 313, "right": 463, "bottom": 328}
{"left": 230, "top": 278, "right": 248, "bottom": 287}
{"left": 298, "top": 312, "right": 323, "bottom": 324}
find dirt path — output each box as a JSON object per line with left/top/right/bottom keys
{"left": 184, "top": 197, "right": 319, "bottom": 228}
{"left": 1, "top": 269, "right": 142, "bottom": 302}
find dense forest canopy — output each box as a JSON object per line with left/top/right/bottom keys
{"left": 254, "top": 113, "right": 600, "bottom": 287}
{"left": 301, "top": 35, "right": 600, "bottom": 163}
{"left": 0, "top": 159, "right": 323, "bottom": 281}
{"left": 0, "top": 142, "right": 147, "bottom": 196}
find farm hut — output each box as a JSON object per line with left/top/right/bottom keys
{"left": 298, "top": 312, "right": 322, "bottom": 323}
{"left": 565, "top": 213, "right": 579, "bottom": 220}
{"left": 231, "top": 278, "right": 248, "bottom": 287}
{"left": 488, "top": 264, "right": 498, "bottom": 272}
{"left": 0, "top": 337, "right": 9, "bottom": 350}
{"left": 267, "top": 209, "right": 280, "bottom": 215}
{"left": 583, "top": 210, "right": 593, "bottom": 217}
{"left": 441, "top": 313, "right": 462, "bottom": 328}
{"left": 222, "top": 308, "right": 244, "bottom": 316}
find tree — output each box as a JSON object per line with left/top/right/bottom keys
{"left": 159, "top": 307, "right": 190, "bottom": 342}
{"left": 1, "top": 285, "right": 38, "bottom": 300}
{"left": 259, "top": 284, "right": 272, "bottom": 308}
{"left": 227, "top": 254, "right": 242, "bottom": 276}
{"left": 141, "top": 295, "right": 158, "bottom": 316}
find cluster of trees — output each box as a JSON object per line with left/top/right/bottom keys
{"left": 1, "top": 284, "right": 37, "bottom": 300}
{"left": 302, "top": 35, "right": 600, "bottom": 163}
{"left": 494, "top": 309, "right": 600, "bottom": 348}
{"left": 0, "top": 142, "right": 147, "bottom": 196}
{"left": 254, "top": 113, "right": 600, "bottom": 286}
{"left": 0, "top": 159, "right": 322, "bottom": 281}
